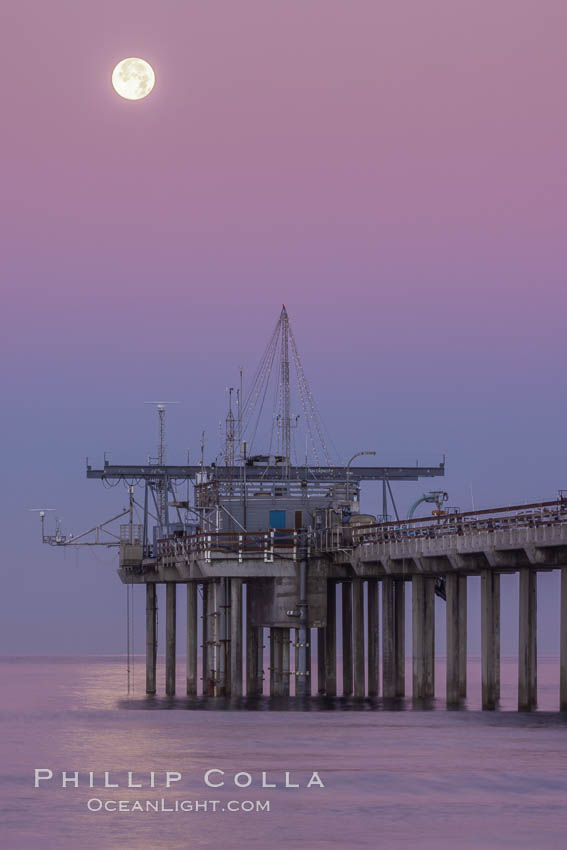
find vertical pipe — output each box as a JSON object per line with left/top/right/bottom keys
{"left": 306, "top": 628, "right": 312, "bottom": 696}
{"left": 446, "top": 574, "right": 467, "bottom": 705}
{"left": 367, "top": 578, "right": 379, "bottom": 697}
{"left": 293, "top": 629, "right": 300, "bottom": 696}
{"left": 186, "top": 583, "right": 197, "bottom": 696}
{"left": 217, "top": 579, "right": 227, "bottom": 696}
{"left": 342, "top": 581, "right": 353, "bottom": 696}
{"left": 281, "top": 628, "right": 291, "bottom": 696}
{"left": 412, "top": 575, "right": 435, "bottom": 699}
{"left": 255, "top": 628, "right": 264, "bottom": 696}
{"left": 145, "top": 583, "right": 157, "bottom": 694}
{"left": 207, "top": 581, "right": 218, "bottom": 696}
{"left": 353, "top": 579, "right": 365, "bottom": 697}
{"left": 325, "top": 581, "right": 337, "bottom": 696}
{"left": 394, "top": 579, "right": 406, "bottom": 696}
{"left": 269, "top": 627, "right": 276, "bottom": 696}
{"left": 296, "top": 529, "right": 309, "bottom": 698}
{"left": 518, "top": 568, "right": 537, "bottom": 711}
{"left": 165, "top": 582, "right": 176, "bottom": 697}
{"left": 317, "top": 627, "right": 326, "bottom": 694}
{"left": 481, "top": 570, "right": 500, "bottom": 710}
{"left": 230, "top": 578, "right": 243, "bottom": 697}
{"left": 202, "top": 583, "right": 209, "bottom": 696}
{"left": 561, "top": 567, "right": 567, "bottom": 712}
{"left": 224, "top": 578, "right": 232, "bottom": 697}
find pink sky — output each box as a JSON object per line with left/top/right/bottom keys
{"left": 1, "top": 0, "right": 566, "bottom": 650}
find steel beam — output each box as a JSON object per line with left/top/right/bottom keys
{"left": 87, "top": 462, "right": 445, "bottom": 483}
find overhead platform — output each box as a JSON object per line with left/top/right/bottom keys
{"left": 86, "top": 460, "right": 445, "bottom": 483}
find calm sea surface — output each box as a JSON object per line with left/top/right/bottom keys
{"left": 1, "top": 656, "right": 566, "bottom": 849}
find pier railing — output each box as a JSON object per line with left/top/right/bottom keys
{"left": 154, "top": 499, "right": 567, "bottom": 562}
{"left": 313, "top": 498, "right": 567, "bottom": 552}
{"left": 157, "top": 529, "right": 299, "bottom": 563}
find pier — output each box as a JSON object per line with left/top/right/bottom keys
{"left": 42, "top": 307, "right": 567, "bottom": 711}
{"left": 101, "top": 492, "right": 567, "bottom": 711}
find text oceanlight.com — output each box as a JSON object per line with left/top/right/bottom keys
{"left": 87, "top": 798, "right": 271, "bottom": 813}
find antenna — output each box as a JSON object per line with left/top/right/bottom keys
{"left": 144, "top": 401, "right": 179, "bottom": 466}
{"left": 144, "top": 401, "right": 179, "bottom": 536}
{"left": 240, "top": 305, "right": 333, "bottom": 471}
{"left": 30, "top": 508, "right": 56, "bottom": 543}
{"left": 225, "top": 387, "right": 235, "bottom": 467}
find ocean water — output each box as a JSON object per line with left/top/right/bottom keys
{"left": 1, "top": 656, "right": 566, "bottom": 850}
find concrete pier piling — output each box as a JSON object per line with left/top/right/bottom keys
{"left": 382, "top": 577, "right": 395, "bottom": 698}
{"left": 481, "top": 570, "right": 500, "bottom": 710}
{"left": 518, "top": 568, "right": 537, "bottom": 711}
{"left": 145, "top": 584, "right": 157, "bottom": 695}
{"left": 561, "top": 567, "right": 567, "bottom": 712}
{"left": 165, "top": 582, "right": 176, "bottom": 696}
{"left": 367, "top": 578, "right": 379, "bottom": 697}
{"left": 205, "top": 581, "right": 218, "bottom": 696}
{"left": 353, "top": 579, "right": 365, "bottom": 697}
{"left": 230, "top": 578, "right": 243, "bottom": 697}
{"left": 245, "top": 584, "right": 263, "bottom": 696}
{"left": 394, "top": 579, "right": 406, "bottom": 697}
{"left": 412, "top": 575, "right": 435, "bottom": 700}
{"left": 342, "top": 581, "right": 353, "bottom": 696}
{"left": 382, "top": 577, "right": 405, "bottom": 698}
{"left": 325, "top": 581, "right": 337, "bottom": 696}
{"left": 446, "top": 574, "right": 467, "bottom": 705}
{"left": 186, "top": 582, "right": 198, "bottom": 696}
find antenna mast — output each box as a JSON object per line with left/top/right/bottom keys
{"left": 144, "top": 401, "right": 179, "bottom": 537}
{"left": 280, "top": 305, "right": 291, "bottom": 476}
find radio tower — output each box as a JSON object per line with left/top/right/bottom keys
{"left": 240, "top": 305, "right": 332, "bottom": 472}
{"left": 280, "top": 305, "right": 291, "bottom": 476}
{"left": 145, "top": 401, "right": 178, "bottom": 536}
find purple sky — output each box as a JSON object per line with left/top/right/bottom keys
{"left": 1, "top": 0, "right": 566, "bottom": 654}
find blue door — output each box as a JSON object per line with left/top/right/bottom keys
{"left": 269, "top": 510, "right": 286, "bottom": 530}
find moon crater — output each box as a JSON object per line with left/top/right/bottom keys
{"left": 112, "top": 58, "right": 155, "bottom": 101}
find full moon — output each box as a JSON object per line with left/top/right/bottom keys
{"left": 111, "top": 58, "right": 155, "bottom": 100}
